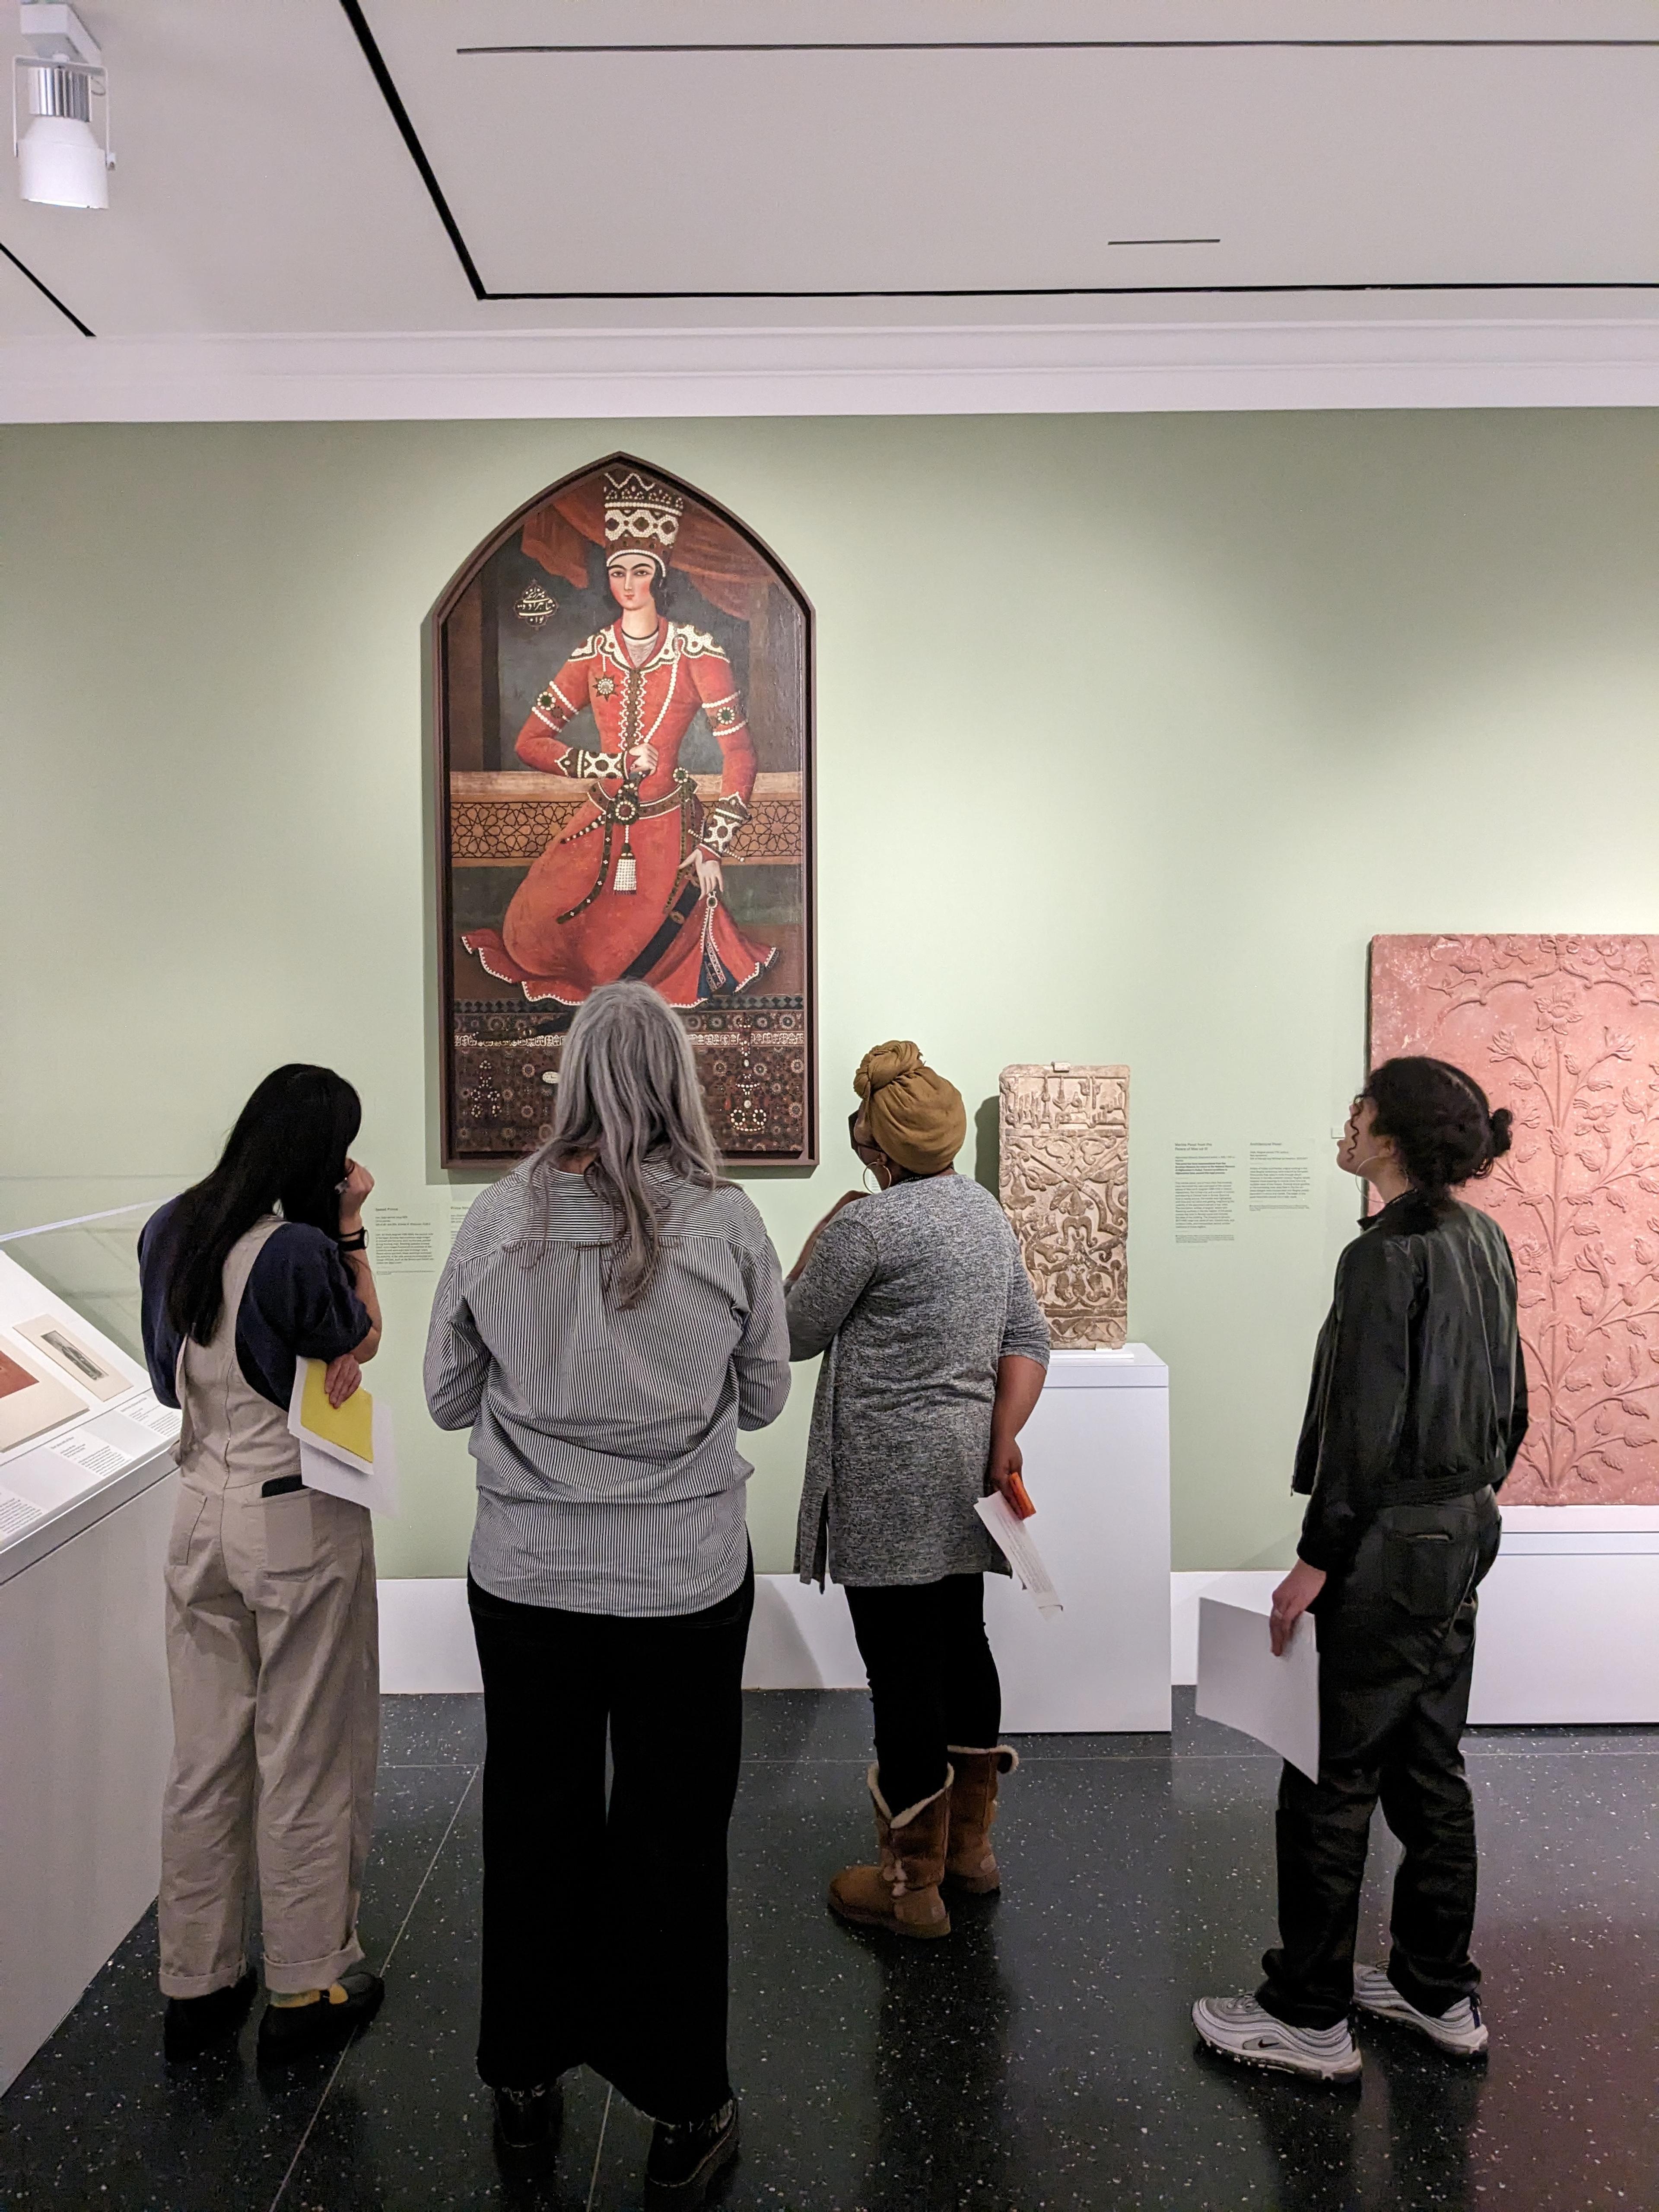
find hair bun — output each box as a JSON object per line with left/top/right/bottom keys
{"left": 855, "top": 1040, "right": 923, "bottom": 1098}
{"left": 1487, "top": 1105, "right": 1514, "bottom": 1160}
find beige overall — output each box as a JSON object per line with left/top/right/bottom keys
{"left": 158, "top": 1216, "right": 379, "bottom": 1998}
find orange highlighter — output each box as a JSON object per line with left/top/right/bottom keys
{"left": 1006, "top": 1470, "right": 1036, "bottom": 1521}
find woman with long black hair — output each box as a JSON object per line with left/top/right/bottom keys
{"left": 1195, "top": 1056, "right": 1528, "bottom": 2082}
{"left": 138, "top": 1064, "right": 385, "bottom": 2064}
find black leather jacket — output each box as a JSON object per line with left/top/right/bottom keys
{"left": 1294, "top": 1192, "right": 1528, "bottom": 1574}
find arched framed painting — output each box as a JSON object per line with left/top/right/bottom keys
{"left": 432, "top": 454, "right": 816, "bottom": 1168}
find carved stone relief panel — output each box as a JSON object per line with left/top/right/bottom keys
{"left": 1371, "top": 934, "right": 1659, "bottom": 1506}
{"left": 999, "top": 1064, "right": 1129, "bottom": 1350}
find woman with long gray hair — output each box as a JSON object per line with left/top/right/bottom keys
{"left": 425, "top": 982, "right": 789, "bottom": 2206}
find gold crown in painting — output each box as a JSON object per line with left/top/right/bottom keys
{"left": 603, "top": 467, "right": 683, "bottom": 568}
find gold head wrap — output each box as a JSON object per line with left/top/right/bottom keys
{"left": 853, "top": 1040, "right": 967, "bottom": 1177}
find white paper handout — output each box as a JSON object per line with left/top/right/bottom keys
{"left": 974, "top": 1492, "right": 1064, "bottom": 1619}
{"left": 286, "top": 1360, "right": 400, "bottom": 1517}
{"left": 1196, "top": 1597, "right": 1321, "bottom": 1782}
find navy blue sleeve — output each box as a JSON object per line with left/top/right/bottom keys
{"left": 137, "top": 1200, "right": 185, "bottom": 1408}
{"left": 235, "top": 1223, "right": 372, "bottom": 1410}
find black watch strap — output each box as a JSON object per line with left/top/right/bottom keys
{"left": 336, "top": 1228, "right": 368, "bottom": 1253}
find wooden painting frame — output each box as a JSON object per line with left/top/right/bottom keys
{"left": 430, "top": 452, "right": 817, "bottom": 1171}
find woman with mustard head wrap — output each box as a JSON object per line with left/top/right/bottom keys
{"left": 785, "top": 1042, "right": 1051, "bottom": 1939}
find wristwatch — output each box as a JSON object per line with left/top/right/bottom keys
{"left": 336, "top": 1228, "right": 368, "bottom": 1253}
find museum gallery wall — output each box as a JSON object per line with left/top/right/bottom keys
{"left": 4, "top": 411, "right": 1658, "bottom": 1577}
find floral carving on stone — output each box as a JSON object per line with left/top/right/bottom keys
{"left": 1370, "top": 935, "right": 1659, "bottom": 1506}
{"left": 999, "top": 1064, "right": 1129, "bottom": 1350}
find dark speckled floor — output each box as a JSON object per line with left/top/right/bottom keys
{"left": 3, "top": 1691, "right": 1655, "bottom": 2210}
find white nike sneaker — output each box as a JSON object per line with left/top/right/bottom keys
{"left": 1353, "top": 1964, "right": 1488, "bottom": 2055}
{"left": 1192, "top": 1995, "right": 1362, "bottom": 2081}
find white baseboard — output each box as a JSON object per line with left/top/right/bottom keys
{"left": 379, "top": 1573, "right": 1260, "bottom": 1697}
{"left": 380, "top": 1548, "right": 1659, "bottom": 1727}
{"left": 378, "top": 1578, "right": 481, "bottom": 1695}
{"left": 1169, "top": 1572, "right": 1281, "bottom": 1687}
{"left": 741, "top": 1575, "right": 867, "bottom": 1691}
{"left": 375, "top": 1573, "right": 869, "bottom": 1697}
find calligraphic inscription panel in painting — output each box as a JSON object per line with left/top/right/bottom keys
{"left": 1371, "top": 934, "right": 1659, "bottom": 1506}
{"left": 999, "top": 1063, "right": 1129, "bottom": 1350}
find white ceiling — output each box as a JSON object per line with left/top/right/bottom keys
{"left": 1, "top": 0, "right": 1657, "bottom": 343}
{"left": 371, "top": 1, "right": 1659, "bottom": 302}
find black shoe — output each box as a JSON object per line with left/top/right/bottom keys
{"left": 645, "top": 2099, "right": 740, "bottom": 2209}
{"left": 255, "top": 1966, "right": 385, "bottom": 2064}
{"left": 493, "top": 2081, "right": 563, "bottom": 2153}
{"left": 163, "top": 1969, "right": 258, "bottom": 2060}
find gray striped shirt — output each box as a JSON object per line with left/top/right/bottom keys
{"left": 424, "top": 1159, "right": 790, "bottom": 1616}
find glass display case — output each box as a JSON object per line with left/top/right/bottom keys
{"left": 0, "top": 1197, "right": 179, "bottom": 1581}
{"left": 0, "top": 1192, "right": 183, "bottom": 2090}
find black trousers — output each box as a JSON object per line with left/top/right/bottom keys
{"left": 1259, "top": 1488, "right": 1501, "bottom": 2031}
{"left": 467, "top": 1556, "right": 753, "bottom": 2120}
{"left": 843, "top": 1573, "right": 1001, "bottom": 1812}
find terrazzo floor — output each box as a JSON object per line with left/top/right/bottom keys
{"left": 2, "top": 1690, "right": 1655, "bottom": 2211}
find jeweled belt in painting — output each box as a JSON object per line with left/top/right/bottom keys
{"left": 553, "top": 769, "right": 699, "bottom": 919}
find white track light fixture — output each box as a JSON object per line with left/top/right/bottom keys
{"left": 13, "top": 3, "right": 109, "bottom": 208}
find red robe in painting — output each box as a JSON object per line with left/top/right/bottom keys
{"left": 462, "top": 619, "right": 775, "bottom": 1007}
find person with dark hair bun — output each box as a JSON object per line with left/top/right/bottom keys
{"left": 1365, "top": 1055, "right": 1516, "bottom": 1204}
{"left": 1196, "top": 1055, "right": 1527, "bottom": 2082}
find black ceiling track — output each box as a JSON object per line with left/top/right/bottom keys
{"left": 337, "top": 0, "right": 486, "bottom": 300}
{"left": 474, "top": 280, "right": 1659, "bottom": 303}
{"left": 0, "top": 238, "right": 94, "bottom": 336}
{"left": 339, "top": 3, "right": 1659, "bottom": 306}
{"left": 461, "top": 38, "right": 1659, "bottom": 55}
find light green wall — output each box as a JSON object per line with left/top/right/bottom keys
{"left": 4, "top": 413, "right": 1657, "bottom": 1574}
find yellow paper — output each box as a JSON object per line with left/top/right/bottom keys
{"left": 299, "top": 1360, "right": 374, "bottom": 1463}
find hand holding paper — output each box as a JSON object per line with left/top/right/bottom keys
{"left": 1269, "top": 1558, "right": 1327, "bottom": 1655}
{"left": 1196, "top": 1597, "right": 1321, "bottom": 1781}
{"left": 323, "top": 1352, "right": 363, "bottom": 1410}
{"left": 975, "top": 1491, "right": 1062, "bottom": 1619}
{"left": 287, "top": 1359, "right": 400, "bottom": 1517}
{"left": 299, "top": 1359, "right": 373, "bottom": 1462}
{"left": 1001, "top": 1468, "right": 1036, "bottom": 1520}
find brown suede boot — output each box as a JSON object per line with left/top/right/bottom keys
{"left": 944, "top": 1745, "right": 1019, "bottom": 1894}
{"left": 828, "top": 1764, "right": 953, "bottom": 1939}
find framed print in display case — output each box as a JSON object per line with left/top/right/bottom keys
{"left": 0, "top": 1342, "right": 83, "bottom": 1452}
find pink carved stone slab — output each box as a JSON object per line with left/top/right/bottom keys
{"left": 1370, "top": 935, "right": 1659, "bottom": 1506}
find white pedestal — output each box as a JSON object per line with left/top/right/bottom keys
{"left": 1469, "top": 1524, "right": 1659, "bottom": 1725}
{"left": 742, "top": 1344, "right": 1173, "bottom": 1732}
{"left": 1170, "top": 1527, "right": 1659, "bottom": 1727}
{"left": 0, "top": 1453, "right": 176, "bottom": 2091}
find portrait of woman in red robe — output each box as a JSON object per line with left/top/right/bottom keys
{"left": 435, "top": 456, "right": 814, "bottom": 1168}
{"left": 461, "top": 471, "right": 778, "bottom": 1008}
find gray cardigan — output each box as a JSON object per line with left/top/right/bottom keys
{"left": 787, "top": 1174, "right": 1051, "bottom": 1588}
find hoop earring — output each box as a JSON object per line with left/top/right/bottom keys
{"left": 862, "top": 1164, "right": 881, "bottom": 1193}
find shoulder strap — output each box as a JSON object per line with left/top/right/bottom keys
{"left": 173, "top": 1215, "right": 286, "bottom": 1461}
{"left": 221, "top": 1214, "right": 285, "bottom": 1328}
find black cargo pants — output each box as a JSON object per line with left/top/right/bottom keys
{"left": 1258, "top": 1486, "right": 1501, "bottom": 2031}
